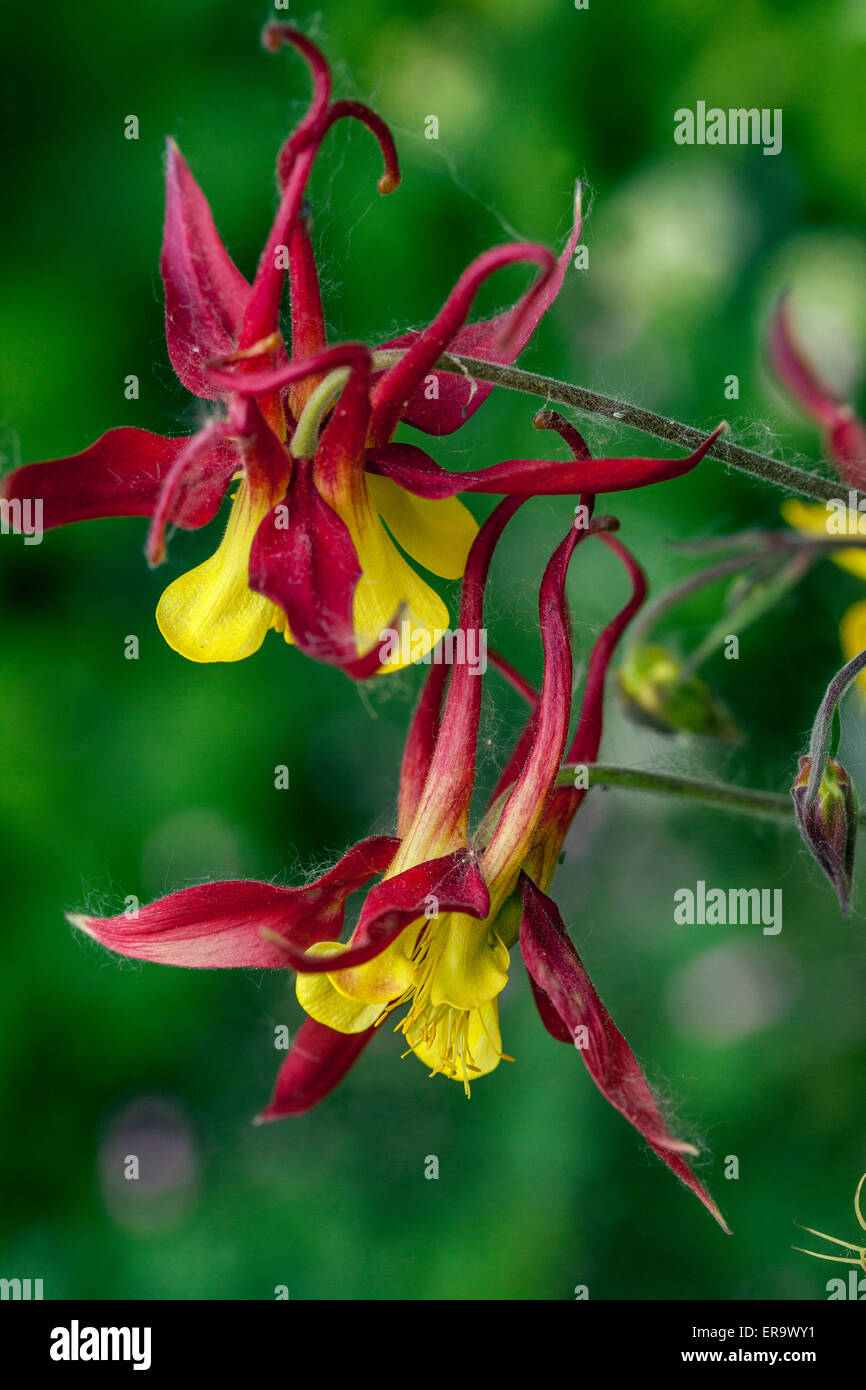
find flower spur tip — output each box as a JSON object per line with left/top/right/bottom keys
{"left": 146, "top": 538, "right": 166, "bottom": 569}
{"left": 260, "top": 21, "right": 292, "bottom": 53}
{"left": 587, "top": 515, "right": 620, "bottom": 534}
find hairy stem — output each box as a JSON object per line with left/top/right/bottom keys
{"left": 373, "top": 350, "right": 857, "bottom": 506}
{"left": 556, "top": 762, "right": 866, "bottom": 827}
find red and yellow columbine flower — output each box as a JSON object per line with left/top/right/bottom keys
{"left": 70, "top": 418, "right": 726, "bottom": 1227}
{"left": 769, "top": 295, "right": 866, "bottom": 683}
{"left": 4, "top": 25, "right": 718, "bottom": 675}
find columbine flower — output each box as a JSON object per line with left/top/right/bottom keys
{"left": 769, "top": 294, "right": 866, "bottom": 685}
{"left": 4, "top": 24, "right": 719, "bottom": 675}
{"left": 69, "top": 418, "right": 726, "bottom": 1227}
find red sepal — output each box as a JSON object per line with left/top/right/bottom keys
{"left": 69, "top": 836, "right": 399, "bottom": 968}
{"left": 256, "top": 1018, "right": 376, "bottom": 1121}
{"left": 2, "top": 427, "right": 232, "bottom": 532}
{"left": 519, "top": 874, "right": 729, "bottom": 1231}
{"left": 161, "top": 140, "right": 251, "bottom": 400}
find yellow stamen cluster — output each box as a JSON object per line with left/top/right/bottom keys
{"left": 296, "top": 910, "right": 511, "bottom": 1094}
{"left": 387, "top": 919, "right": 512, "bottom": 1095}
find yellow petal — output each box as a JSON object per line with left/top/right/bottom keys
{"left": 295, "top": 942, "right": 385, "bottom": 1034}
{"left": 780, "top": 498, "right": 828, "bottom": 535}
{"left": 349, "top": 492, "right": 452, "bottom": 673}
{"left": 156, "top": 480, "right": 293, "bottom": 663}
{"left": 366, "top": 474, "right": 478, "bottom": 580}
{"left": 427, "top": 914, "right": 510, "bottom": 1012}
{"left": 327, "top": 926, "right": 419, "bottom": 1005}
{"left": 840, "top": 600, "right": 866, "bottom": 695}
{"left": 781, "top": 498, "right": 866, "bottom": 581}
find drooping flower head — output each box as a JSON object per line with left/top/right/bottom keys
{"left": 769, "top": 294, "right": 866, "bottom": 684}
{"left": 792, "top": 754, "right": 858, "bottom": 913}
{"left": 4, "top": 25, "right": 719, "bottom": 674}
{"left": 71, "top": 415, "right": 727, "bottom": 1228}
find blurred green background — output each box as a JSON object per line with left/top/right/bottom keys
{"left": 2, "top": 0, "right": 866, "bottom": 1301}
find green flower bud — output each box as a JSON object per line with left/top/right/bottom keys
{"left": 617, "top": 644, "right": 740, "bottom": 741}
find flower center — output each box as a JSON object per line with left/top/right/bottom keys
{"left": 388, "top": 912, "right": 512, "bottom": 1095}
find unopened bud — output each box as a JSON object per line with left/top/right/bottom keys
{"left": 617, "top": 645, "right": 740, "bottom": 741}
{"left": 792, "top": 755, "right": 858, "bottom": 912}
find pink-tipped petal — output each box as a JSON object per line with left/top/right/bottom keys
{"left": 518, "top": 875, "right": 729, "bottom": 1231}
{"left": 161, "top": 140, "right": 251, "bottom": 400}
{"left": 1, "top": 428, "right": 231, "bottom": 531}
{"left": 68, "top": 836, "right": 398, "bottom": 968}
{"left": 256, "top": 1018, "right": 376, "bottom": 1121}
{"left": 377, "top": 189, "right": 582, "bottom": 436}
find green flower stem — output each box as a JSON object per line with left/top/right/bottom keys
{"left": 677, "top": 550, "right": 813, "bottom": 682}
{"left": 555, "top": 762, "right": 866, "bottom": 827}
{"left": 373, "top": 350, "right": 857, "bottom": 506}
{"left": 624, "top": 550, "right": 787, "bottom": 655}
